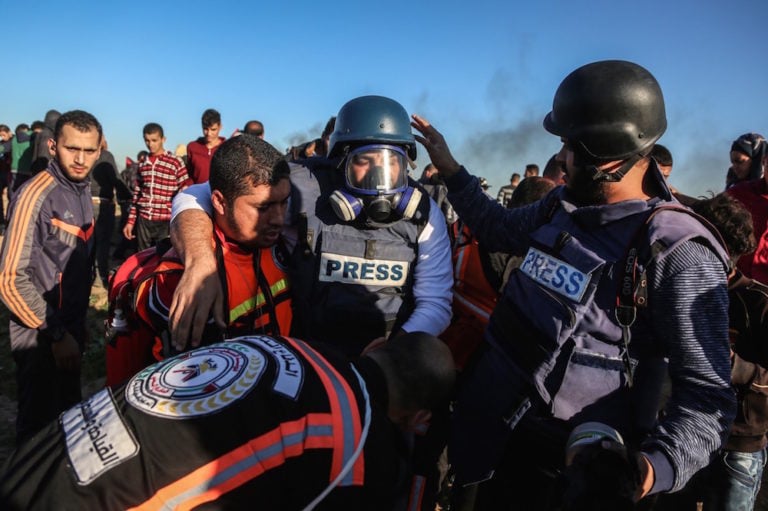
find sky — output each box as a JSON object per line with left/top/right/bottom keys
{"left": 3, "top": 0, "right": 767, "bottom": 197}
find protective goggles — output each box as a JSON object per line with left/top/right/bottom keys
{"left": 344, "top": 144, "right": 408, "bottom": 196}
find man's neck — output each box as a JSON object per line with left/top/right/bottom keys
{"left": 602, "top": 160, "right": 655, "bottom": 204}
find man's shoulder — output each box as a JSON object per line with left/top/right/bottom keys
{"left": 186, "top": 138, "right": 206, "bottom": 153}
{"left": 645, "top": 203, "right": 729, "bottom": 262}
{"left": 13, "top": 170, "right": 57, "bottom": 203}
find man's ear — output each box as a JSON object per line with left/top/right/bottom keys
{"left": 405, "top": 409, "right": 432, "bottom": 433}
{"left": 211, "top": 189, "right": 227, "bottom": 216}
{"left": 47, "top": 137, "right": 56, "bottom": 156}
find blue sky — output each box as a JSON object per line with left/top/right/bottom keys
{"left": 3, "top": 0, "right": 766, "bottom": 197}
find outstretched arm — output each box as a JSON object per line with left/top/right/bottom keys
{"left": 168, "top": 204, "right": 224, "bottom": 350}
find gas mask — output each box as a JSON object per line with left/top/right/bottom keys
{"left": 330, "top": 144, "right": 422, "bottom": 223}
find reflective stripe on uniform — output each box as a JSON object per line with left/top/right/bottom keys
{"left": 284, "top": 336, "right": 365, "bottom": 487}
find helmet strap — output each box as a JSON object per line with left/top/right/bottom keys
{"left": 581, "top": 153, "right": 645, "bottom": 183}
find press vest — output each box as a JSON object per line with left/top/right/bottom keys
{"left": 288, "top": 160, "right": 430, "bottom": 355}
{"left": 488, "top": 195, "right": 729, "bottom": 430}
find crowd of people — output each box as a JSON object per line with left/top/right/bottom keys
{"left": 0, "top": 58, "right": 767, "bottom": 511}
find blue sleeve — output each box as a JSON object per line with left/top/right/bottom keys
{"left": 401, "top": 196, "right": 453, "bottom": 335}
{"left": 445, "top": 167, "right": 553, "bottom": 253}
{"left": 642, "top": 240, "right": 735, "bottom": 493}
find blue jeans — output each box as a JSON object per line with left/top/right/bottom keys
{"left": 710, "top": 448, "right": 767, "bottom": 511}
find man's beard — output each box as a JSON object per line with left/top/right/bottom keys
{"left": 565, "top": 164, "right": 609, "bottom": 205}
{"left": 223, "top": 207, "right": 275, "bottom": 250}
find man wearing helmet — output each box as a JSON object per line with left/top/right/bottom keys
{"left": 413, "top": 60, "right": 734, "bottom": 509}
{"left": 166, "top": 96, "right": 452, "bottom": 358}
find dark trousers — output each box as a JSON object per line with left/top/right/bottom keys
{"left": 113, "top": 200, "right": 136, "bottom": 260}
{"left": 135, "top": 217, "right": 169, "bottom": 252}
{"left": 94, "top": 201, "right": 115, "bottom": 285}
{"left": 12, "top": 342, "right": 81, "bottom": 444}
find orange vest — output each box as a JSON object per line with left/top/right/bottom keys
{"left": 440, "top": 222, "right": 499, "bottom": 369}
{"left": 136, "top": 233, "right": 292, "bottom": 361}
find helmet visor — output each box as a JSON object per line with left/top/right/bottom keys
{"left": 345, "top": 144, "right": 408, "bottom": 195}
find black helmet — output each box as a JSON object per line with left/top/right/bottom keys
{"left": 328, "top": 95, "right": 417, "bottom": 160}
{"left": 543, "top": 60, "right": 667, "bottom": 161}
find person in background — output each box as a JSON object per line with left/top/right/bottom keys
{"left": 90, "top": 137, "right": 128, "bottom": 287}
{"left": 727, "top": 138, "right": 768, "bottom": 283}
{"left": 0, "top": 110, "right": 102, "bottom": 443}
{"left": 0, "top": 125, "right": 13, "bottom": 228}
{"left": 9, "top": 124, "right": 34, "bottom": 197}
{"left": 123, "top": 123, "right": 191, "bottom": 251}
{"left": 419, "top": 163, "right": 457, "bottom": 226}
{"left": 496, "top": 172, "right": 520, "bottom": 206}
{"left": 186, "top": 108, "right": 225, "bottom": 184}
{"left": 478, "top": 176, "right": 492, "bottom": 198}
{"left": 726, "top": 133, "right": 765, "bottom": 190}
{"left": 113, "top": 151, "right": 146, "bottom": 262}
{"left": 523, "top": 162, "right": 539, "bottom": 179}
{"left": 30, "top": 109, "right": 60, "bottom": 175}
{"left": 243, "top": 120, "right": 265, "bottom": 138}
{"left": 650, "top": 144, "right": 673, "bottom": 179}
{"left": 541, "top": 153, "right": 566, "bottom": 186}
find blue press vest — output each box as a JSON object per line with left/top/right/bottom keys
{"left": 288, "top": 159, "right": 430, "bottom": 356}
{"left": 488, "top": 193, "right": 729, "bottom": 430}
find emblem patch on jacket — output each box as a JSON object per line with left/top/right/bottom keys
{"left": 126, "top": 342, "right": 266, "bottom": 419}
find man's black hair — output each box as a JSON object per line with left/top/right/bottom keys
{"left": 54, "top": 110, "right": 103, "bottom": 142}
{"left": 202, "top": 109, "right": 221, "bottom": 128}
{"left": 650, "top": 144, "right": 673, "bottom": 166}
{"left": 508, "top": 176, "right": 555, "bottom": 208}
{"left": 209, "top": 134, "right": 289, "bottom": 204}
{"left": 691, "top": 193, "right": 755, "bottom": 259}
{"left": 143, "top": 122, "right": 164, "bottom": 138}
{"left": 243, "top": 120, "right": 264, "bottom": 137}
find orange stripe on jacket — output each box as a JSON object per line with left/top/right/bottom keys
{"left": 51, "top": 217, "right": 94, "bottom": 242}
{"left": 127, "top": 414, "right": 335, "bottom": 511}
{"left": 283, "top": 336, "right": 365, "bottom": 486}
{"left": 0, "top": 173, "right": 55, "bottom": 327}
